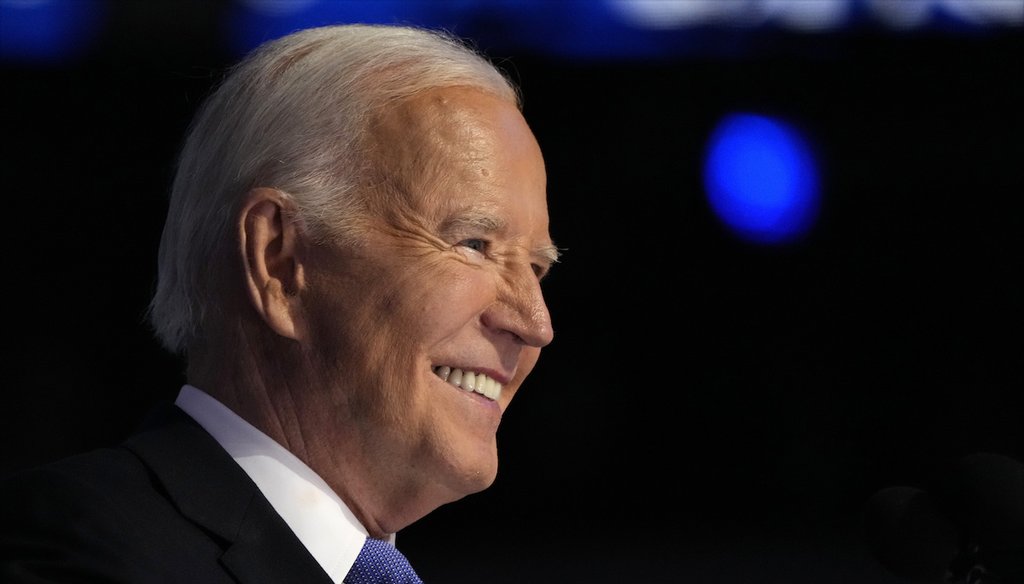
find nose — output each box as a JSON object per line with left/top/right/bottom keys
{"left": 483, "top": 263, "right": 554, "bottom": 348}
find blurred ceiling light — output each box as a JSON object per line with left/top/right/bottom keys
{"left": 0, "top": 0, "right": 106, "bottom": 64}
{"left": 607, "top": 0, "right": 765, "bottom": 29}
{"left": 761, "top": 0, "right": 850, "bottom": 32}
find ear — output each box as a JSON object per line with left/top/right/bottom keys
{"left": 238, "top": 188, "right": 306, "bottom": 341}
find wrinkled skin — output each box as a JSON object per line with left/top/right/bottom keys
{"left": 288, "top": 87, "right": 557, "bottom": 536}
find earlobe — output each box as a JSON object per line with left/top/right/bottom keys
{"left": 239, "top": 188, "right": 306, "bottom": 341}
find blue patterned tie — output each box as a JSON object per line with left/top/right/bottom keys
{"left": 343, "top": 537, "right": 424, "bottom": 584}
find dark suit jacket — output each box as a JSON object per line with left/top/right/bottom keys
{"left": 0, "top": 403, "right": 334, "bottom": 583}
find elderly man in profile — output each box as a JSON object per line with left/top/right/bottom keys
{"left": 0, "top": 23, "right": 558, "bottom": 583}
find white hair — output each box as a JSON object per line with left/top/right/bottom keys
{"left": 147, "top": 24, "right": 520, "bottom": 355}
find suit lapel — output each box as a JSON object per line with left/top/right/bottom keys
{"left": 123, "top": 403, "right": 334, "bottom": 584}
{"left": 220, "top": 498, "right": 339, "bottom": 583}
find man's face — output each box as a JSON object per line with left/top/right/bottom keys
{"left": 303, "top": 87, "right": 555, "bottom": 512}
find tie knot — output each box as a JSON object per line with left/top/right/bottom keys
{"left": 344, "top": 537, "right": 424, "bottom": 584}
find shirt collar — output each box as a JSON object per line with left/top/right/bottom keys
{"left": 174, "top": 384, "right": 389, "bottom": 583}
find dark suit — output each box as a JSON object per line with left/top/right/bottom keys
{"left": 0, "top": 403, "right": 333, "bottom": 583}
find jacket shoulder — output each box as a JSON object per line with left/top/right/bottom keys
{"left": 0, "top": 440, "right": 233, "bottom": 582}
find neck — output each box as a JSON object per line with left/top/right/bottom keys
{"left": 185, "top": 330, "right": 457, "bottom": 541}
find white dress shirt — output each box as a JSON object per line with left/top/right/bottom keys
{"left": 174, "top": 384, "right": 389, "bottom": 583}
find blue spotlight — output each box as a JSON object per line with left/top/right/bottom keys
{"left": 225, "top": 0, "right": 439, "bottom": 57}
{"left": 0, "top": 0, "right": 105, "bottom": 64}
{"left": 703, "top": 113, "right": 820, "bottom": 245}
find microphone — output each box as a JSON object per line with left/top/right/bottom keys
{"left": 942, "top": 452, "right": 1024, "bottom": 583}
{"left": 863, "top": 452, "right": 1024, "bottom": 584}
{"left": 863, "top": 485, "right": 960, "bottom": 582}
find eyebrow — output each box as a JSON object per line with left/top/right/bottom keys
{"left": 442, "top": 212, "right": 503, "bottom": 234}
{"left": 536, "top": 243, "right": 562, "bottom": 266}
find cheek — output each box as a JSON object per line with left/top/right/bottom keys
{"left": 411, "top": 268, "right": 495, "bottom": 331}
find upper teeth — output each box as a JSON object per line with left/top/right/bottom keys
{"left": 433, "top": 366, "right": 502, "bottom": 401}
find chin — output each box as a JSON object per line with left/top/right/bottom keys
{"left": 445, "top": 454, "right": 499, "bottom": 498}
{"left": 427, "top": 428, "right": 502, "bottom": 498}
{"left": 471, "top": 466, "right": 499, "bottom": 492}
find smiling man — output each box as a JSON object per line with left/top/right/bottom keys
{"left": 0, "top": 24, "right": 557, "bottom": 583}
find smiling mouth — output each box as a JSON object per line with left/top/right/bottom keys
{"left": 432, "top": 366, "right": 503, "bottom": 401}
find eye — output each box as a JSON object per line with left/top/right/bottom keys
{"left": 534, "top": 259, "right": 558, "bottom": 281}
{"left": 457, "top": 238, "right": 489, "bottom": 254}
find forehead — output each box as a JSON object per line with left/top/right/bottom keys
{"left": 363, "top": 86, "right": 550, "bottom": 234}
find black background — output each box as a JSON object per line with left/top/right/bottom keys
{"left": 2, "top": 2, "right": 1022, "bottom": 582}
